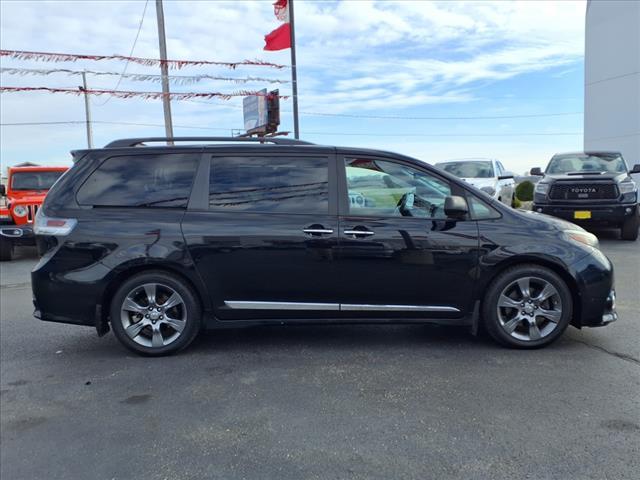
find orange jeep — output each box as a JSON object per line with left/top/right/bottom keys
{"left": 1, "top": 165, "right": 68, "bottom": 261}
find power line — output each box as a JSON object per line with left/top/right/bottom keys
{"left": 185, "top": 99, "right": 583, "bottom": 121}
{"left": 296, "top": 111, "right": 583, "bottom": 121}
{"left": 303, "top": 131, "right": 582, "bottom": 137}
{"left": 94, "top": 0, "right": 149, "bottom": 106}
{"left": 0, "top": 120, "right": 238, "bottom": 131}
{"left": 0, "top": 120, "right": 581, "bottom": 137}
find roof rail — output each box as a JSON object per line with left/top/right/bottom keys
{"left": 104, "top": 136, "right": 315, "bottom": 148}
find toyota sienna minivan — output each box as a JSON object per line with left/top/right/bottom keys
{"left": 32, "top": 137, "right": 617, "bottom": 355}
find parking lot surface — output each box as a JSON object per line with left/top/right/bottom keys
{"left": 1, "top": 232, "right": 639, "bottom": 480}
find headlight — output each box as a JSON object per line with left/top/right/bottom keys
{"left": 535, "top": 182, "right": 550, "bottom": 195}
{"left": 480, "top": 186, "right": 496, "bottom": 196}
{"left": 13, "top": 205, "right": 28, "bottom": 217}
{"left": 619, "top": 180, "right": 637, "bottom": 194}
{"left": 563, "top": 229, "right": 599, "bottom": 249}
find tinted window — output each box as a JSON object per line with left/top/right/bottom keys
{"left": 546, "top": 153, "right": 626, "bottom": 174}
{"left": 11, "top": 171, "right": 64, "bottom": 190}
{"left": 345, "top": 158, "right": 451, "bottom": 219}
{"left": 77, "top": 154, "right": 197, "bottom": 207}
{"left": 209, "top": 156, "right": 329, "bottom": 214}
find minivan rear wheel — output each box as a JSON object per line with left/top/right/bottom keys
{"left": 110, "top": 271, "right": 201, "bottom": 356}
{"left": 483, "top": 265, "right": 572, "bottom": 349}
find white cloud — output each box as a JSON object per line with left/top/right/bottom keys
{"left": 1, "top": 0, "right": 585, "bottom": 169}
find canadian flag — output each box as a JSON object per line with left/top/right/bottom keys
{"left": 264, "top": 0, "right": 291, "bottom": 51}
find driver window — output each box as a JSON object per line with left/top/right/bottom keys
{"left": 344, "top": 157, "right": 451, "bottom": 218}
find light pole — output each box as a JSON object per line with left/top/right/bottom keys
{"left": 155, "top": 0, "right": 174, "bottom": 142}
{"left": 79, "top": 71, "right": 93, "bottom": 148}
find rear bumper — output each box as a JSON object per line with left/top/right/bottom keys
{"left": 0, "top": 225, "right": 35, "bottom": 245}
{"left": 31, "top": 249, "right": 111, "bottom": 327}
{"left": 532, "top": 202, "right": 637, "bottom": 226}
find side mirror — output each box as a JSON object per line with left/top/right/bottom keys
{"left": 530, "top": 167, "right": 544, "bottom": 176}
{"left": 444, "top": 195, "right": 468, "bottom": 219}
{"left": 0, "top": 184, "right": 5, "bottom": 197}
{"left": 630, "top": 164, "right": 640, "bottom": 174}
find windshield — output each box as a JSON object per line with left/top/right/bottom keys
{"left": 11, "top": 171, "right": 64, "bottom": 190}
{"left": 546, "top": 154, "right": 627, "bottom": 174}
{"left": 436, "top": 161, "right": 494, "bottom": 178}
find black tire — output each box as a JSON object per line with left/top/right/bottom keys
{"left": 621, "top": 213, "right": 639, "bottom": 241}
{"left": 0, "top": 237, "right": 14, "bottom": 261}
{"left": 482, "top": 264, "right": 573, "bottom": 349}
{"left": 109, "top": 271, "right": 202, "bottom": 356}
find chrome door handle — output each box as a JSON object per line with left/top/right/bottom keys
{"left": 303, "top": 228, "right": 334, "bottom": 235}
{"left": 344, "top": 230, "right": 375, "bottom": 237}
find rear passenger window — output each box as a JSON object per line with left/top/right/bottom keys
{"left": 209, "top": 156, "right": 329, "bottom": 214}
{"left": 77, "top": 154, "right": 198, "bottom": 208}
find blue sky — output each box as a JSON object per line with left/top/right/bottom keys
{"left": 0, "top": 0, "right": 586, "bottom": 174}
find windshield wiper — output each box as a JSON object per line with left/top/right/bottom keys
{"left": 567, "top": 171, "right": 606, "bottom": 176}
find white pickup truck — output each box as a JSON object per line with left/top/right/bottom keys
{"left": 434, "top": 158, "right": 516, "bottom": 206}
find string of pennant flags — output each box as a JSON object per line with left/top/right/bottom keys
{"left": 0, "top": 49, "right": 287, "bottom": 70}
{"left": 0, "top": 48, "right": 291, "bottom": 102}
{"left": 0, "top": 86, "right": 289, "bottom": 101}
{"left": 0, "top": 67, "right": 290, "bottom": 85}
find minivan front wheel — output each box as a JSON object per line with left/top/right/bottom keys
{"left": 483, "top": 265, "right": 572, "bottom": 348}
{"left": 110, "top": 271, "right": 201, "bottom": 356}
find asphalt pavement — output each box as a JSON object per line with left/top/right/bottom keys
{"left": 1, "top": 233, "right": 638, "bottom": 480}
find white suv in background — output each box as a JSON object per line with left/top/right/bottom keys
{"left": 434, "top": 158, "right": 516, "bottom": 206}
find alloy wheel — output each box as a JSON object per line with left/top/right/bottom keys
{"left": 496, "top": 276, "right": 563, "bottom": 342}
{"left": 120, "top": 283, "right": 187, "bottom": 348}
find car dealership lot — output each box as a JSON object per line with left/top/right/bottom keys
{"left": 1, "top": 235, "right": 638, "bottom": 480}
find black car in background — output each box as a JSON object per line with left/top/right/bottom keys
{"left": 531, "top": 151, "right": 640, "bottom": 241}
{"left": 32, "top": 137, "right": 617, "bottom": 355}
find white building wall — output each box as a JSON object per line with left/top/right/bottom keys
{"left": 584, "top": 0, "right": 640, "bottom": 173}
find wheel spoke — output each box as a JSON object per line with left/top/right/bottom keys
{"left": 163, "top": 315, "right": 185, "bottom": 333}
{"left": 151, "top": 324, "right": 164, "bottom": 347}
{"left": 535, "top": 283, "right": 557, "bottom": 303}
{"left": 537, "top": 307, "right": 561, "bottom": 323}
{"left": 122, "top": 297, "right": 146, "bottom": 314}
{"left": 161, "top": 292, "right": 182, "bottom": 310}
{"left": 126, "top": 320, "right": 148, "bottom": 338}
{"left": 528, "top": 323, "right": 542, "bottom": 340}
{"left": 498, "top": 295, "right": 521, "bottom": 309}
{"left": 516, "top": 278, "right": 531, "bottom": 299}
{"left": 143, "top": 284, "right": 157, "bottom": 306}
{"left": 503, "top": 316, "right": 522, "bottom": 334}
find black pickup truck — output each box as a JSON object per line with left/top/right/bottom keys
{"left": 531, "top": 151, "right": 640, "bottom": 241}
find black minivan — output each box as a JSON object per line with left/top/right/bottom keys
{"left": 32, "top": 137, "right": 617, "bottom": 355}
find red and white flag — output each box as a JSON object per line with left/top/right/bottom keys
{"left": 264, "top": 0, "right": 291, "bottom": 51}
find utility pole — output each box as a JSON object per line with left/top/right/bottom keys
{"left": 79, "top": 71, "right": 93, "bottom": 148}
{"left": 289, "top": 0, "right": 300, "bottom": 139}
{"left": 155, "top": 0, "right": 174, "bottom": 142}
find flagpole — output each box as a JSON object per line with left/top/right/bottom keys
{"left": 288, "top": 0, "right": 300, "bottom": 139}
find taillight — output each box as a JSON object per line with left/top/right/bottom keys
{"left": 34, "top": 209, "right": 77, "bottom": 236}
